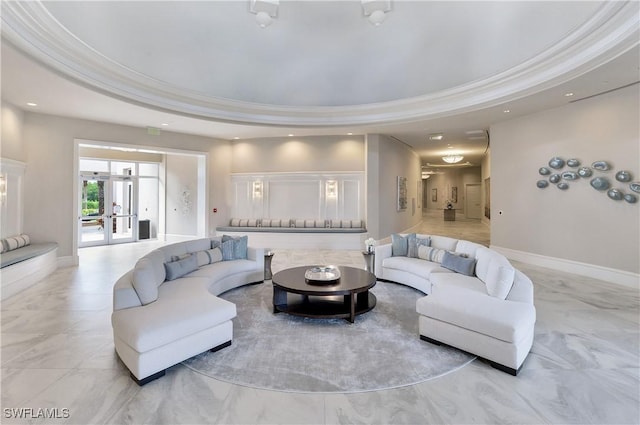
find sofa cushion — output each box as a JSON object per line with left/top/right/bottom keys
{"left": 186, "top": 258, "right": 259, "bottom": 282}
{"left": 383, "top": 256, "right": 451, "bottom": 278}
{"left": 441, "top": 251, "right": 476, "bottom": 276}
{"left": 165, "top": 253, "right": 199, "bottom": 281}
{"left": 132, "top": 258, "right": 160, "bottom": 305}
{"left": 159, "top": 242, "right": 188, "bottom": 263}
{"left": 474, "top": 247, "right": 495, "bottom": 283}
{"left": 185, "top": 238, "right": 213, "bottom": 253}
{"left": 112, "top": 280, "right": 236, "bottom": 353}
{"left": 429, "top": 235, "right": 459, "bottom": 251}
{"left": 429, "top": 272, "right": 487, "bottom": 295}
{"left": 416, "top": 286, "right": 536, "bottom": 343}
{"left": 486, "top": 258, "right": 515, "bottom": 300}
{"left": 418, "top": 246, "right": 447, "bottom": 263}
{"left": 455, "top": 240, "right": 484, "bottom": 258}
{"left": 195, "top": 247, "right": 223, "bottom": 267}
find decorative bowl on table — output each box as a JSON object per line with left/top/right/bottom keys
{"left": 304, "top": 266, "right": 341, "bottom": 285}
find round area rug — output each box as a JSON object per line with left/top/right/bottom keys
{"left": 182, "top": 280, "right": 475, "bottom": 393}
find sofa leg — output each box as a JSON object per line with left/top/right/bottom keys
{"left": 210, "top": 340, "right": 232, "bottom": 353}
{"left": 489, "top": 360, "right": 518, "bottom": 376}
{"left": 420, "top": 335, "right": 442, "bottom": 346}
{"left": 131, "top": 369, "right": 165, "bottom": 386}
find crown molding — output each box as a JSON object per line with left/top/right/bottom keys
{"left": 2, "top": 1, "right": 638, "bottom": 128}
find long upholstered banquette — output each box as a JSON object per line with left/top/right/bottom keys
{"left": 112, "top": 236, "right": 264, "bottom": 385}
{"left": 375, "top": 233, "right": 536, "bottom": 375}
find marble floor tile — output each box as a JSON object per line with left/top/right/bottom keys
{"left": 1, "top": 212, "right": 638, "bottom": 424}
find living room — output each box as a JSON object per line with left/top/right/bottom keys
{"left": 1, "top": 1, "right": 639, "bottom": 424}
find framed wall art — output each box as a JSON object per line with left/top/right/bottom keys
{"left": 397, "top": 176, "right": 407, "bottom": 211}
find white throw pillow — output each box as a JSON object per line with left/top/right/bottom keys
{"left": 485, "top": 260, "right": 515, "bottom": 299}
{"left": 132, "top": 259, "right": 159, "bottom": 305}
{"left": 418, "top": 246, "right": 446, "bottom": 263}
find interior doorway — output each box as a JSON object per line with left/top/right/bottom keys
{"left": 79, "top": 173, "right": 138, "bottom": 247}
{"left": 465, "top": 183, "right": 482, "bottom": 219}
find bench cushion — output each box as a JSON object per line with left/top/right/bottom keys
{"left": 0, "top": 242, "right": 58, "bottom": 268}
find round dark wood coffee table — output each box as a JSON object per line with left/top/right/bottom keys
{"left": 272, "top": 266, "right": 376, "bottom": 323}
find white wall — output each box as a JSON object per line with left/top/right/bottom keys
{"left": 18, "top": 112, "right": 229, "bottom": 261}
{"left": 367, "top": 134, "right": 422, "bottom": 239}
{"left": 1, "top": 101, "right": 25, "bottom": 161}
{"left": 231, "top": 135, "right": 365, "bottom": 173}
{"left": 491, "top": 85, "right": 639, "bottom": 280}
{"left": 165, "top": 154, "right": 201, "bottom": 236}
{"left": 424, "top": 167, "right": 482, "bottom": 215}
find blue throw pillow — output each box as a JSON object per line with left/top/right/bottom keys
{"left": 408, "top": 236, "right": 430, "bottom": 258}
{"left": 221, "top": 235, "right": 248, "bottom": 260}
{"left": 164, "top": 253, "right": 198, "bottom": 281}
{"left": 441, "top": 251, "right": 476, "bottom": 276}
{"left": 392, "top": 233, "right": 416, "bottom": 257}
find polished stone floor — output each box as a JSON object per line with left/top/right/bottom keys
{"left": 1, "top": 211, "right": 638, "bottom": 424}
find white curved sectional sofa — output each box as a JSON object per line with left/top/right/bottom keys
{"left": 112, "top": 237, "right": 264, "bottom": 385}
{"left": 375, "top": 234, "right": 536, "bottom": 375}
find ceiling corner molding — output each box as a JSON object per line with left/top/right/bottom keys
{"left": 2, "top": 1, "right": 638, "bottom": 128}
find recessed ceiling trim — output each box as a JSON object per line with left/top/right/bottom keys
{"left": 2, "top": 1, "right": 638, "bottom": 128}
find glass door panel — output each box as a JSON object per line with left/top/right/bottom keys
{"left": 110, "top": 177, "right": 137, "bottom": 244}
{"left": 79, "top": 174, "right": 138, "bottom": 246}
{"left": 79, "top": 176, "right": 108, "bottom": 246}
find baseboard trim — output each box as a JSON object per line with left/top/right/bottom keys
{"left": 491, "top": 245, "right": 639, "bottom": 289}
{"left": 58, "top": 255, "right": 77, "bottom": 268}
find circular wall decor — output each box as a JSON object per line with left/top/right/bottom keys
{"left": 578, "top": 167, "right": 593, "bottom": 178}
{"left": 592, "top": 161, "right": 611, "bottom": 171}
{"left": 615, "top": 171, "right": 632, "bottom": 182}
{"left": 567, "top": 158, "right": 581, "bottom": 167}
{"left": 590, "top": 177, "right": 610, "bottom": 191}
{"left": 548, "top": 157, "right": 565, "bottom": 169}
{"left": 607, "top": 188, "right": 623, "bottom": 200}
{"left": 537, "top": 180, "right": 549, "bottom": 189}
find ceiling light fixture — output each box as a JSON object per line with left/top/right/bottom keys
{"left": 442, "top": 154, "right": 464, "bottom": 164}
{"left": 362, "top": 0, "right": 391, "bottom": 26}
{"left": 250, "top": 0, "right": 279, "bottom": 28}
{"left": 429, "top": 133, "right": 444, "bottom": 141}
{"left": 26, "top": 102, "right": 37, "bottom": 107}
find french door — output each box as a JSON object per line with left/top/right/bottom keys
{"left": 79, "top": 174, "right": 138, "bottom": 247}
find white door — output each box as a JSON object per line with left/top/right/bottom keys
{"left": 465, "top": 184, "right": 482, "bottom": 219}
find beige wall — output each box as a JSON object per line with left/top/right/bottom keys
{"left": 231, "top": 135, "right": 365, "bottom": 173}
{"left": 491, "top": 85, "right": 639, "bottom": 274}
{"left": 424, "top": 167, "right": 482, "bottom": 214}
{"left": 1, "top": 101, "right": 26, "bottom": 161}
{"left": 367, "top": 134, "right": 422, "bottom": 239}
{"left": 20, "top": 112, "right": 229, "bottom": 260}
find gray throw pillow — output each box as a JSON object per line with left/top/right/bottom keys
{"left": 392, "top": 233, "right": 416, "bottom": 257}
{"left": 408, "top": 236, "right": 430, "bottom": 258}
{"left": 164, "top": 253, "right": 198, "bottom": 280}
{"left": 441, "top": 251, "right": 477, "bottom": 276}
{"left": 221, "top": 235, "right": 248, "bottom": 260}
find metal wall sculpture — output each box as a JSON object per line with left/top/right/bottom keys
{"left": 536, "top": 157, "right": 638, "bottom": 204}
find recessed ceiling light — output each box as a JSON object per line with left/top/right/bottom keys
{"left": 468, "top": 136, "right": 486, "bottom": 140}
{"left": 465, "top": 130, "right": 485, "bottom": 135}
{"left": 347, "top": 133, "right": 353, "bottom": 135}
{"left": 161, "top": 123, "right": 169, "bottom": 126}
{"left": 564, "top": 92, "right": 574, "bottom": 97}
{"left": 429, "top": 133, "right": 444, "bottom": 141}
{"left": 503, "top": 109, "right": 511, "bottom": 113}
{"left": 288, "top": 134, "right": 294, "bottom": 137}
{"left": 26, "top": 102, "right": 37, "bottom": 107}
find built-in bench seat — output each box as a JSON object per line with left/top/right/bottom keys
{"left": 216, "top": 218, "right": 367, "bottom": 250}
{"left": 0, "top": 238, "right": 59, "bottom": 300}
{"left": 1, "top": 242, "right": 58, "bottom": 268}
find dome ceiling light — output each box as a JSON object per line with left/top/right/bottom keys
{"left": 362, "top": 0, "right": 391, "bottom": 26}
{"left": 442, "top": 154, "right": 464, "bottom": 164}
{"left": 250, "top": 0, "right": 279, "bottom": 28}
